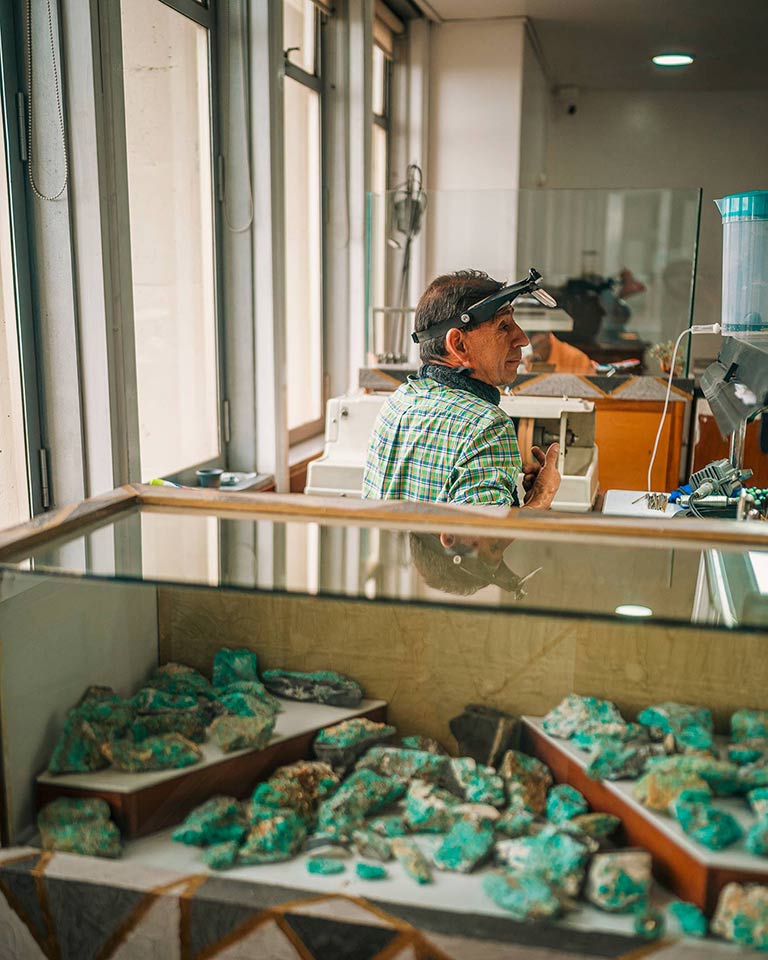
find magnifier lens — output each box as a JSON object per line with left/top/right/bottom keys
{"left": 531, "top": 288, "right": 557, "bottom": 308}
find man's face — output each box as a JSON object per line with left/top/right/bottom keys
{"left": 462, "top": 306, "right": 530, "bottom": 386}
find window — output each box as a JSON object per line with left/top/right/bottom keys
{"left": 120, "top": 0, "right": 220, "bottom": 481}
{"left": 283, "top": 0, "right": 324, "bottom": 441}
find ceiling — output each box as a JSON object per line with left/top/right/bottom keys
{"left": 404, "top": 0, "right": 768, "bottom": 91}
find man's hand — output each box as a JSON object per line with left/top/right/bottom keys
{"left": 522, "top": 443, "right": 561, "bottom": 510}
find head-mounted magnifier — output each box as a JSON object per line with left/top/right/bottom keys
{"left": 412, "top": 267, "right": 557, "bottom": 344}
{"left": 418, "top": 533, "right": 542, "bottom": 600}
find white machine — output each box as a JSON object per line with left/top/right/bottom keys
{"left": 305, "top": 393, "right": 599, "bottom": 512}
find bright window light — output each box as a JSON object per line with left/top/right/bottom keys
{"left": 615, "top": 604, "right": 654, "bottom": 618}
{"left": 652, "top": 53, "right": 694, "bottom": 67}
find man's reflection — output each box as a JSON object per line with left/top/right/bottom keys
{"left": 409, "top": 532, "right": 541, "bottom": 599}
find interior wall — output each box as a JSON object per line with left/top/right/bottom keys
{"left": 518, "top": 30, "right": 548, "bottom": 190}
{"left": 544, "top": 89, "right": 768, "bottom": 360}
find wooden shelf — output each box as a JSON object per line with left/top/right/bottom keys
{"left": 36, "top": 699, "right": 387, "bottom": 838}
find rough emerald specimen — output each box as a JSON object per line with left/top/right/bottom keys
{"left": 744, "top": 817, "right": 768, "bottom": 856}
{"left": 731, "top": 709, "right": 768, "bottom": 743}
{"left": 404, "top": 780, "right": 460, "bottom": 833}
{"left": 571, "top": 722, "right": 643, "bottom": 751}
{"left": 671, "top": 791, "right": 743, "bottom": 850}
{"left": 448, "top": 704, "right": 518, "bottom": 767}
{"left": 147, "top": 663, "right": 213, "bottom": 698}
{"left": 546, "top": 784, "right": 588, "bottom": 824}
{"left": 262, "top": 669, "right": 362, "bottom": 707}
{"left": 216, "top": 680, "right": 281, "bottom": 714}
{"left": 497, "top": 750, "right": 552, "bottom": 815}
{"left": 316, "top": 770, "right": 405, "bottom": 838}
{"left": 210, "top": 714, "right": 275, "bottom": 752}
{"left": 133, "top": 689, "right": 198, "bottom": 714}
{"left": 433, "top": 819, "right": 494, "bottom": 873}
{"left": 729, "top": 741, "right": 768, "bottom": 766}
{"left": 568, "top": 812, "right": 620, "bottom": 840}
{"left": 48, "top": 711, "right": 109, "bottom": 774}
{"left": 75, "top": 688, "right": 134, "bottom": 740}
{"left": 352, "top": 828, "right": 392, "bottom": 861}
{"left": 103, "top": 734, "right": 202, "bottom": 772}
{"left": 638, "top": 702, "right": 714, "bottom": 753}
{"left": 131, "top": 712, "right": 206, "bottom": 744}
{"left": 483, "top": 872, "right": 562, "bottom": 920}
{"left": 454, "top": 803, "right": 500, "bottom": 827}
{"left": 38, "top": 797, "right": 111, "bottom": 827}
{"left": 356, "top": 747, "right": 447, "bottom": 783}
{"left": 667, "top": 901, "right": 708, "bottom": 938}
{"left": 307, "top": 857, "right": 345, "bottom": 875}
{"left": 712, "top": 883, "right": 768, "bottom": 950}
{"left": 494, "top": 827, "right": 589, "bottom": 897}
{"left": 314, "top": 718, "right": 396, "bottom": 771}
{"left": 238, "top": 809, "right": 307, "bottom": 864}
{"left": 252, "top": 760, "right": 338, "bottom": 822}
{"left": 400, "top": 735, "right": 447, "bottom": 755}
{"left": 356, "top": 863, "right": 387, "bottom": 880}
{"left": 644, "top": 754, "right": 742, "bottom": 797}
{"left": 585, "top": 850, "right": 651, "bottom": 912}
{"left": 634, "top": 906, "right": 666, "bottom": 940}
{"left": 586, "top": 742, "right": 660, "bottom": 781}
{"left": 368, "top": 814, "right": 409, "bottom": 838}
{"left": 213, "top": 647, "right": 259, "bottom": 688}
{"left": 39, "top": 819, "right": 121, "bottom": 859}
{"left": 495, "top": 808, "right": 536, "bottom": 838}
{"left": 171, "top": 796, "right": 246, "bottom": 847}
{"left": 634, "top": 769, "right": 712, "bottom": 811}
{"left": 218, "top": 692, "right": 274, "bottom": 719}
{"left": 391, "top": 838, "right": 432, "bottom": 884}
{"left": 542, "top": 694, "right": 625, "bottom": 740}
{"left": 739, "top": 764, "right": 768, "bottom": 792}
{"left": 202, "top": 840, "right": 240, "bottom": 870}
{"left": 748, "top": 788, "right": 768, "bottom": 818}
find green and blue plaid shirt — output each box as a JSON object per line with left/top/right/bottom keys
{"left": 362, "top": 374, "right": 522, "bottom": 506}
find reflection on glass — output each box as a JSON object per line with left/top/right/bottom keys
{"left": 6, "top": 507, "right": 768, "bottom": 632}
{"left": 283, "top": 0, "right": 316, "bottom": 75}
{"left": 284, "top": 76, "right": 323, "bottom": 432}
{"left": 372, "top": 44, "right": 386, "bottom": 117}
{"left": 121, "top": 0, "right": 218, "bottom": 479}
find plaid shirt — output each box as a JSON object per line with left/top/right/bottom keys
{"left": 362, "top": 376, "right": 522, "bottom": 505}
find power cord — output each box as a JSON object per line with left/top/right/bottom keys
{"left": 647, "top": 323, "right": 721, "bottom": 494}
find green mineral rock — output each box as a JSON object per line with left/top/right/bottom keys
{"left": 130, "top": 712, "right": 206, "bottom": 744}
{"left": 634, "top": 768, "right": 712, "bottom": 811}
{"left": 728, "top": 741, "right": 768, "bottom": 766}
{"left": 391, "top": 837, "right": 432, "bottom": 884}
{"left": 748, "top": 788, "right": 768, "bottom": 818}
{"left": 356, "top": 747, "right": 447, "bottom": 783}
{"left": 454, "top": 803, "right": 500, "bottom": 827}
{"left": 352, "top": 828, "right": 392, "bottom": 861}
{"left": 316, "top": 770, "right": 405, "bottom": 838}
{"left": 202, "top": 840, "right": 240, "bottom": 870}
{"left": 483, "top": 871, "right": 562, "bottom": 920}
{"left": 542, "top": 694, "right": 625, "bottom": 740}
{"left": 666, "top": 901, "right": 708, "bottom": 938}
{"left": 216, "top": 680, "right": 281, "bottom": 713}
{"left": 48, "top": 711, "right": 110, "bottom": 774}
{"left": 75, "top": 687, "right": 134, "bottom": 740}
{"left": 103, "top": 733, "right": 202, "bottom": 772}
{"left": 568, "top": 812, "right": 621, "bottom": 840}
{"left": 304, "top": 835, "right": 352, "bottom": 858}
{"left": 497, "top": 750, "right": 552, "bottom": 815}
{"left": 634, "top": 906, "right": 666, "bottom": 940}
{"left": 252, "top": 760, "right": 338, "bottom": 821}
{"left": 171, "top": 796, "right": 247, "bottom": 846}
{"left": 307, "top": 857, "right": 346, "bottom": 875}
{"left": 731, "top": 709, "right": 768, "bottom": 743}
{"left": 400, "top": 735, "right": 447, "bottom": 755}
{"left": 218, "top": 691, "right": 274, "bottom": 719}
{"left": 571, "top": 722, "right": 643, "bottom": 751}
{"left": 314, "top": 718, "right": 397, "bottom": 771}
{"left": 738, "top": 764, "right": 768, "bottom": 792}
{"left": 404, "top": 780, "right": 460, "bottom": 833}
{"left": 38, "top": 797, "right": 111, "bottom": 826}
{"left": 495, "top": 827, "right": 590, "bottom": 897}
{"left": 356, "top": 863, "right": 388, "bottom": 880}
{"left": 644, "top": 754, "right": 741, "bottom": 797}
{"left": 147, "top": 663, "right": 213, "bottom": 698}
{"left": 638, "top": 702, "right": 714, "bottom": 753}
{"left": 262, "top": 669, "right": 363, "bottom": 707}
{"left": 495, "top": 808, "right": 536, "bottom": 838}
{"left": 368, "top": 814, "right": 409, "bottom": 838}
{"left": 670, "top": 792, "right": 743, "bottom": 850}
{"left": 745, "top": 817, "right": 768, "bottom": 856}
{"left": 448, "top": 704, "right": 518, "bottom": 767}
{"left": 238, "top": 809, "right": 307, "bottom": 864}
{"left": 433, "top": 818, "right": 494, "bottom": 873}
{"left": 546, "top": 784, "right": 588, "bottom": 824}
{"left": 210, "top": 713, "right": 275, "bottom": 752}
{"left": 133, "top": 688, "right": 198, "bottom": 713}
{"left": 586, "top": 741, "right": 660, "bottom": 782}
{"left": 712, "top": 882, "right": 768, "bottom": 950}
{"left": 38, "top": 797, "right": 121, "bottom": 858}
{"left": 213, "top": 647, "right": 260, "bottom": 688}
{"left": 585, "top": 850, "right": 651, "bottom": 912}
{"left": 465, "top": 770, "right": 506, "bottom": 808}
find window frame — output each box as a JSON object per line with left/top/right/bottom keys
{"left": 283, "top": 1, "right": 326, "bottom": 447}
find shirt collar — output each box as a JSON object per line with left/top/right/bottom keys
{"left": 415, "top": 363, "right": 501, "bottom": 407}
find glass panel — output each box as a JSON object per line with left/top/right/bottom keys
{"left": 284, "top": 77, "right": 323, "bottom": 432}
{"left": 283, "top": 0, "right": 316, "bottom": 75}
{"left": 372, "top": 44, "right": 386, "bottom": 117}
{"left": 7, "top": 505, "right": 768, "bottom": 632}
{"left": 0, "top": 89, "right": 29, "bottom": 530}
{"left": 120, "top": 0, "right": 219, "bottom": 480}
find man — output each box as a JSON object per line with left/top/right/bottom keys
{"left": 362, "top": 269, "right": 560, "bottom": 509}
{"left": 527, "top": 331, "right": 594, "bottom": 374}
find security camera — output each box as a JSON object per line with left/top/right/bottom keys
{"left": 555, "top": 85, "right": 580, "bottom": 116}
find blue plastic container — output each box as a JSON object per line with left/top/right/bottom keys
{"left": 715, "top": 190, "right": 768, "bottom": 342}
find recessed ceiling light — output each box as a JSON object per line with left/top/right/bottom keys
{"left": 615, "top": 604, "right": 654, "bottom": 618}
{"left": 652, "top": 53, "right": 694, "bottom": 67}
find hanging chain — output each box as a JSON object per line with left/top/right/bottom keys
{"left": 24, "top": 0, "right": 69, "bottom": 201}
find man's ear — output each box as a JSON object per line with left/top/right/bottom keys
{"left": 444, "top": 328, "right": 468, "bottom": 362}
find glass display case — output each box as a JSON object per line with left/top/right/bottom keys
{"left": 0, "top": 486, "right": 766, "bottom": 958}
{"left": 366, "top": 186, "right": 701, "bottom": 374}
